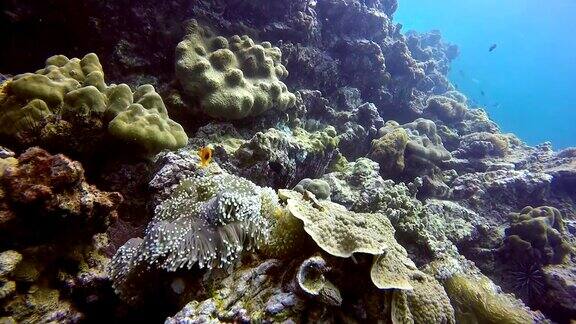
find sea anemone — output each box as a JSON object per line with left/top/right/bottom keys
{"left": 109, "top": 170, "right": 274, "bottom": 296}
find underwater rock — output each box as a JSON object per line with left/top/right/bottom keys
{"left": 281, "top": 45, "right": 341, "bottom": 95}
{"left": 454, "top": 132, "right": 512, "bottom": 159}
{"left": 451, "top": 169, "right": 553, "bottom": 222}
{"left": 299, "top": 89, "right": 384, "bottom": 159}
{"left": 293, "top": 178, "right": 331, "bottom": 200}
{"left": 0, "top": 147, "right": 122, "bottom": 238}
{"left": 394, "top": 199, "right": 482, "bottom": 261}
{"left": 541, "top": 264, "right": 576, "bottom": 320}
{"left": 166, "top": 259, "right": 306, "bottom": 323}
{"left": 0, "top": 148, "right": 121, "bottom": 323}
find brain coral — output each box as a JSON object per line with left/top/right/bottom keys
{"left": 0, "top": 53, "right": 187, "bottom": 155}
{"left": 175, "top": 19, "right": 296, "bottom": 119}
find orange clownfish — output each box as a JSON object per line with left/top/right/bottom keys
{"left": 198, "top": 146, "right": 213, "bottom": 168}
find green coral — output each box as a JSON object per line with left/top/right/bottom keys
{"left": 175, "top": 19, "right": 296, "bottom": 119}
{"left": 389, "top": 271, "right": 456, "bottom": 324}
{"left": 0, "top": 53, "right": 187, "bottom": 155}
{"left": 370, "top": 119, "right": 450, "bottom": 177}
{"left": 108, "top": 85, "right": 188, "bottom": 153}
{"left": 283, "top": 189, "right": 396, "bottom": 258}
{"left": 370, "top": 245, "right": 417, "bottom": 290}
{"left": 501, "top": 206, "right": 572, "bottom": 265}
{"left": 444, "top": 274, "right": 537, "bottom": 324}
{"left": 293, "top": 178, "right": 331, "bottom": 200}
{"left": 402, "top": 118, "right": 451, "bottom": 163}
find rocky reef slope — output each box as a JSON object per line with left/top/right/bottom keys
{"left": 0, "top": 0, "right": 575, "bottom": 323}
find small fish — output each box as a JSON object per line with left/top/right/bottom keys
{"left": 198, "top": 146, "right": 213, "bottom": 168}
{"left": 481, "top": 90, "right": 485, "bottom": 96}
{"left": 489, "top": 44, "right": 497, "bottom": 52}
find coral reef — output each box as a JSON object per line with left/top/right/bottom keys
{"left": 444, "top": 274, "right": 542, "bottom": 324}
{"left": 110, "top": 163, "right": 276, "bottom": 303}
{"left": 0, "top": 147, "right": 121, "bottom": 323}
{"left": 175, "top": 20, "right": 296, "bottom": 119}
{"left": 0, "top": 53, "right": 187, "bottom": 156}
{"left": 0, "top": 0, "right": 574, "bottom": 322}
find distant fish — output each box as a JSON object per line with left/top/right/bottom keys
{"left": 481, "top": 90, "right": 485, "bottom": 96}
{"left": 198, "top": 146, "right": 213, "bottom": 168}
{"left": 489, "top": 44, "right": 497, "bottom": 52}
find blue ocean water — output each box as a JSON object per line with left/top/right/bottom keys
{"left": 395, "top": 0, "right": 576, "bottom": 150}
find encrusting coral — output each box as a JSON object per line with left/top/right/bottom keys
{"left": 370, "top": 118, "right": 451, "bottom": 179}
{"left": 390, "top": 271, "right": 456, "bottom": 324}
{"left": 175, "top": 19, "right": 296, "bottom": 119}
{"left": 0, "top": 53, "right": 187, "bottom": 155}
{"left": 0, "top": 147, "right": 122, "bottom": 323}
{"left": 443, "top": 274, "right": 540, "bottom": 324}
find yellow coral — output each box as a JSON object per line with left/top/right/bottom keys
{"left": 444, "top": 275, "right": 535, "bottom": 324}
{"left": 176, "top": 19, "right": 296, "bottom": 119}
